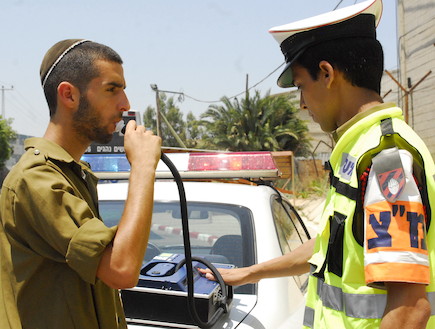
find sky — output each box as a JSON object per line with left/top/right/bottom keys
{"left": 0, "top": 0, "right": 397, "bottom": 137}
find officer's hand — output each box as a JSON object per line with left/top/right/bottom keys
{"left": 198, "top": 267, "right": 259, "bottom": 286}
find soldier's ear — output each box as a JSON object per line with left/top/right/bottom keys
{"left": 57, "top": 82, "right": 80, "bottom": 109}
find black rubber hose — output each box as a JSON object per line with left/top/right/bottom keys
{"left": 160, "top": 152, "right": 228, "bottom": 328}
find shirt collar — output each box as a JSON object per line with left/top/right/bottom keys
{"left": 24, "top": 137, "right": 92, "bottom": 172}
{"left": 332, "top": 102, "right": 396, "bottom": 142}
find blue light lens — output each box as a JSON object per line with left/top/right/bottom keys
{"left": 81, "top": 154, "right": 131, "bottom": 172}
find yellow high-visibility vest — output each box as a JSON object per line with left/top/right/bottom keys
{"left": 303, "top": 106, "right": 435, "bottom": 328}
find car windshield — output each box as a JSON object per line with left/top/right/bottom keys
{"left": 99, "top": 200, "right": 256, "bottom": 294}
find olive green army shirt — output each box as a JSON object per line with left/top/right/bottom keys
{"left": 0, "top": 138, "right": 127, "bottom": 329}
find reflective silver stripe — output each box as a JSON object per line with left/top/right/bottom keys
{"left": 317, "top": 278, "right": 343, "bottom": 311}
{"left": 303, "top": 306, "right": 314, "bottom": 328}
{"left": 344, "top": 293, "right": 386, "bottom": 319}
{"left": 315, "top": 278, "right": 435, "bottom": 318}
{"left": 317, "top": 278, "right": 385, "bottom": 318}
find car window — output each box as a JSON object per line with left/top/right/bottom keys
{"left": 271, "top": 196, "right": 310, "bottom": 292}
{"left": 99, "top": 200, "right": 255, "bottom": 294}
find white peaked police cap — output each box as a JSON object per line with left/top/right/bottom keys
{"left": 269, "top": 0, "right": 383, "bottom": 88}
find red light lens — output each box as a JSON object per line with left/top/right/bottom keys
{"left": 187, "top": 152, "right": 276, "bottom": 171}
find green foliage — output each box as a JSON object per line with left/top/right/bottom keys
{"left": 185, "top": 112, "right": 207, "bottom": 148}
{"left": 295, "top": 176, "right": 329, "bottom": 199}
{"left": 143, "top": 94, "right": 186, "bottom": 147}
{"left": 0, "top": 116, "right": 17, "bottom": 168}
{"left": 144, "top": 90, "right": 311, "bottom": 155}
{"left": 143, "top": 93, "right": 206, "bottom": 148}
{"left": 143, "top": 106, "right": 157, "bottom": 132}
{"left": 200, "top": 90, "right": 311, "bottom": 156}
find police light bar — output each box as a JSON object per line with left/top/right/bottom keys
{"left": 188, "top": 152, "right": 276, "bottom": 171}
{"left": 81, "top": 152, "right": 282, "bottom": 180}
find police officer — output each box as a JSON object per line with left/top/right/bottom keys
{"left": 201, "top": 0, "right": 435, "bottom": 327}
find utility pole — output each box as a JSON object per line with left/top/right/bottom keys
{"left": 150, "top": 84, "right": 186, "bottom": 146}
{"left": 1, "top": 85, "right": 14, "bottom": 118}
{"left": 150, "top": 84, "right": 162, "bottom": 138}
{"left": 245, "top": 74, "right": 249, "bottom": 105}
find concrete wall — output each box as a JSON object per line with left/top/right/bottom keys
{"left": 397, "top": 0, "right": 435, "bottom": 158}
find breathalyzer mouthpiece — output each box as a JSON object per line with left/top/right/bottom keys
{"left": 115, "top": 120, "right": 126, "bottom": 135}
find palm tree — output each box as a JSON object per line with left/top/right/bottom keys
{"left": 200, "top": 90, "right": 311, "bottom": 156}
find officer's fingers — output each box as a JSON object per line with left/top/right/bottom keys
{"left": 198, "top": 268, "right": 216, "bottom": 281}
{"left": 205, "top": 273, "right": 217, "bottom": 281}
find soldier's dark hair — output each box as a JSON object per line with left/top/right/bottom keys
{"left": 43, "top": 42, "right": 123, "bottom": 117}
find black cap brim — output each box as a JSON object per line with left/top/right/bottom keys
{"left": 276, "top": 49, "right": 305, "bottom": 88}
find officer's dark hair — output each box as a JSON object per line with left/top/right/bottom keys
{"left": 43, "top": 42, "right": 123, "bottom": 117}
{"left": 293, "top": 37, "right": 384, "bottom": 94}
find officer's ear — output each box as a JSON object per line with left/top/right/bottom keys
{"left": 57, "top": 82, "right": 80, "bottom": 110}
{"left": 318, "top": 61, "right": 335, "bottom": 88}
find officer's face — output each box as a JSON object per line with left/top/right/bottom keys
{"left": 291, "top": 63, "right": 338, "bottom": 133}
{"left": 72, "top": 60, "right": 130, "bottom": 144}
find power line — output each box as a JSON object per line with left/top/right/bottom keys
{"left": 158, "top": 62, "right": 286, "bottom": 105}
{"left": 14, "top": 89, "right": 39, "bottom": 115}
{"left": 1, "top": 85, "right": 48, "bottom": 135}
{"left": 333, "top": 0, "right": 346, "bottom": 10}
{"left": 155, "top": 0, "right": 364, "bottom": 106}
{"left": 195, "top": 0, "right": 361, "bottom": 103}
{"left": 150, "top": 61, "right": 285, "bottom": 139}
{"left": 334, "top": 0, "right": 360, "bottom": 10}
{"left": 8, "top": 92, "right": 37, "bottom": 120}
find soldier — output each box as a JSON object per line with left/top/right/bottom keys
{"left": 0, "top": 39, "right": 161, "bottom": 328}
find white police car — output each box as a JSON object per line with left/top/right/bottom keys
{"left": 83, "top": 151, "right": 310, "bottom": 329}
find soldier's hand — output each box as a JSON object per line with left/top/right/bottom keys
{"left": 123, "top": 120, "right": 161, "bottom": 170}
